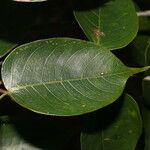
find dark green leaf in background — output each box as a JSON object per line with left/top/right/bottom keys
{"left": 81, "top": 94, "right": 142, "bottom": 150}
{"left": 133, "top": 14, "right": 150, "bottom": 150}
{"left": 74, "top": 0, "right": 138, "bottom": 50}
{"left": 0, "top": 40, "right": 17, "bottom": 58}
{"left": 133, "top": 36, "right": 150, "bottom": 66}
{"left": 0, "top": 116, "right": 74, "bottom": 150}
{"left": 1, "top": 38, "right": 148, "bottom": 116}
{"left": 132, "top": 16, "right": 150, "bottom": 67}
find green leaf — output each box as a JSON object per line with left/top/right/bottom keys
{"left": 74, "top": 0, "right": 138, "bottom": 50}
{"left": 81, "top": 94, "right": 142, "bottom": 150}
{"left": 139, "top": 16, "right": 150, "bottom": 31}
{"left": 132, "top": 36, "right": 150, "bottom": 66}
{"left": 0, "top": 116, "right": 74, "bottom": 150}
{"left": 132, "top": 17, "right": 150, "bottom": 67}
{"left": 0, "top": 39, "right": 17, "bottom": 58}
{"left": 1, "top": 38, "right": 148, "bottom": 116}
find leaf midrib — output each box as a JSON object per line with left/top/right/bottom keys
{"left": 8, "top": 71, "right": 129, "bottom": 93}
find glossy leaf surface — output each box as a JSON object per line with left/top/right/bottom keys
{"left": 2, "top": 38, "right": 148, "bottom": 116}
{"left": 74, "top": 0, "right": 138, "bottom": 49}
{"left": 81, "top": 94, "right": 142, "bottom": 150}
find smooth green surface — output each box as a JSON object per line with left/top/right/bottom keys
{"left": 0, "top": 116, "right": 73, "bottom": 150}
{"left": 0, "top": 40, "right": 17, "bottom": 58}
{"left": 1, "top": 38, "right": 148, "bottom": 116}
{"left": 81, "top": 94, "right": 142, "bottom": 150}
{"left": 74, "top": 0, "right": 138, "bottom": 50}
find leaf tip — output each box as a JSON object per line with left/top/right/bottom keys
{"left": 129, "top": 66, "right": 150, "bottom": 75}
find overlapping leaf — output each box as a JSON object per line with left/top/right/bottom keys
{"left": 0, "top": 40, "right": 17, "bottom": 58}
{"left": 74, "top": 0, "right": 138, "bottom": 50}
{"left": 132, "top": 16, "right": 150, "bottom": 67}
{"left": 81, "top": 94, "right": 142, "bottom": 150}
{"left": 0, "top": 116, "right": 74, "bottom": 150}
{"left": 1, "top": 38, "right": 148, "bottom": 116}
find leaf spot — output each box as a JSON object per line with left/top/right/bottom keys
{"left": 93, "top": 28, "right": 105, "bottom": 39}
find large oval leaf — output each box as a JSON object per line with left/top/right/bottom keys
{"left": 1, "top": 38, "right": 148, "bottom": 116}
{"left": 74, "top": 0, "right": 138, "bottom": 50}
{"left": 81, "top": 94, "right": 142, "bottom": 150}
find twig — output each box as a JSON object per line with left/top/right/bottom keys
{"left": 137, "top": 10, "right": 150, "bottom": 17}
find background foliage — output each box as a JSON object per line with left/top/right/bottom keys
{"left": 0, "top": 0, "right": 150, "bottom": 149}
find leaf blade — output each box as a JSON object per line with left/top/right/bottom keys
{"left": 81, "top": 94, "right": 142, "bottom": 150}
{"left": 2, "top": 38, "right": 147, "bottom": 116}
{"left": 74, "top": 0, "right": 138, "bottom": 50}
